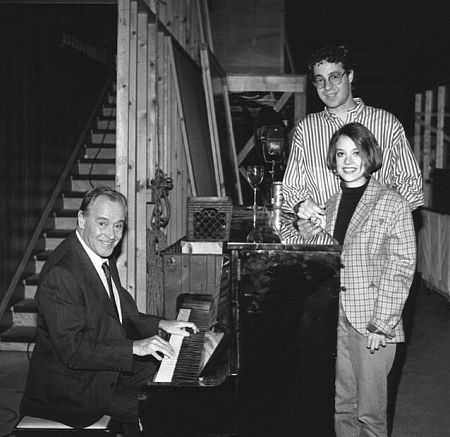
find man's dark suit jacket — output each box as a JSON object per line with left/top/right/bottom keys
{"left": 20, "top": 232, "right": 161, "bottom": 427}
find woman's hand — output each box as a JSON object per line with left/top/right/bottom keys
{"left": 366, "top": 332, "right": 386, "bottom": 354}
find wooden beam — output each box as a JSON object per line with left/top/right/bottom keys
{"left": 200, "top": 46, "right": 225, "bottom": 196}
{"left": 134, "top": 6, "right": 149, "bottom": 311}
{"left": 125, "top": 0, "right": 138, "bottom": 299}
{"left": 423, "top": 90, "right": 432, "bottom": 207}
{"left": 226, "top": 74, "right": 306, "bottom": 93}
{"left": 436, "top": 86, "right": 446, "bottom": 168}
{"left": 0, "top": 0, "right": 116, "bottom": 3}
{"left": 168, "top": 36, "right": 197, "bottom": 196}
{"left": 116, "top": 0, "right": 131, "bottom": 286}
{"left": 414, "top": 93, "right": 422, "bottom": 163}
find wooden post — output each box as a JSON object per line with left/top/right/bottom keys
{"left": 134, "top": 6, "right": 149, "bottom": 310}
{"left": 423, "top": 90, "right": 433, "bottom": 207}
{"left": 436, "top": 86, "right": 446, "bottom": 168}
{"left": 124, "top": 0, "right": 138, "bottom": 300}
{"left": 414, "top": 93, "right": 423, "bottom": 166}
{"left": 168, "top": 36, "right": 197, "bottom": 197}
{"left": 116, "top": 0, "right": 131, "bottom": 286}
{"left": 200, "top": 46, "right": 225, "bottom": 196}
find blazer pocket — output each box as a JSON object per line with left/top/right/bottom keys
{"left": 359, "top": 217, "right": 386, "bottom": 233}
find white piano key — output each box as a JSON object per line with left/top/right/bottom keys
{"left": 153, "top": 309, "right": 191, "bottom": 383}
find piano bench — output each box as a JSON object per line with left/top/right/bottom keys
{"left": 13, "top": 415, "right": 112, "bottom": 436}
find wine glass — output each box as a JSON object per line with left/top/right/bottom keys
{"left": 247, "top": 165, "right": 264, "bottom": 211}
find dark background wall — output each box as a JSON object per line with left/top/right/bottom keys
{"left": 1, "top": 0, "right": 449, "bottom": 299}
{"left": 0, "top": 4, "right": 116, "bottom": 300}
{"left": 285, "top": 0, "right": 450, "bottom": 134}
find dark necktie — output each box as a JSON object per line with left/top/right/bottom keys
{"left": 101, "top": 262, "right": 120, "bottom": 321}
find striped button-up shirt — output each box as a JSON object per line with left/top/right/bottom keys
{"left": 282, "top": 98, "right": 424, "bottom": 211}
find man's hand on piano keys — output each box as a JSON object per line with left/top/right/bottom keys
{"left": 158, "top": 319, "right": 199, "bottom": 336}
{"left": 132, "top": 335, "right": 176, "bottom": 360}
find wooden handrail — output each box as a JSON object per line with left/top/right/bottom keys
{"left": 0, "top": 73, "right": 115, "bottom": 324}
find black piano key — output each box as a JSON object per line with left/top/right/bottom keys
{"left": 169, "top": 298, "right": 213, "bottom": 383}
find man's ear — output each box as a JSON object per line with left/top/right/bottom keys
{"left": 348, "top": 69, "right": 354, "bottom": 84}
{"left": 77, "top": 210, "right": 86, "bottom": 230}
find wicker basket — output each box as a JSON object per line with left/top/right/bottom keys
{"left": 186, "top": 197, "right": 233, "bottom": 241}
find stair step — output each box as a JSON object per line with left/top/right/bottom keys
{"left": 12, "top": 299, "right": 37, "bottom": 327}
{"left": 23, "top": 258, "right": 45, "bottom": 276}
{"left": 65, "top": 175, "right": 115, "bottom": 192}
{"left": 91, "top": 130, "right": 116, "bottom": 144}
{"left": 45, "top": 216, "right": 77, "bottom": 231}
{"left": 107, "top": 93, "right": 116, "bottom": 105}
{"left": 35, "top": 235, "right": 66, "bottom": 251}
{"left": 102, "top": 106, "right": 116, "bottom": 117}
{"left": 0, "top": 326, "right": 36, "bottom": 351}
{"left": 54, "top": 194, "right": 84, "bottom": 210}
{"left": 51, "top": 209, "right": 78, "bottom": 217}
{"left": 14, "top": 282, "right": 37, "bottom": 300}
{"left": 13, "top": 314, "right": 37, "bottom": 328}
{"left": 73, "top": 159, "right": 116, "bottom": 176}
{"left": 97, "top": 117, "right": 116, "bottom": 130}
{"left": 84, "top": 145, "right": 116, "bottom": 160}
{"left": 61, "top": 190, "right": 87, "bottom": 198}
{"left": 71, "top": 174, "right": 115, "bottom": 180}
{"left": 24, "top": 274, "right": 40, "bottom": 286}
{"left": 42, "top": 229, "right": 74, "bottom": 239}
{"left": 13, "top": 298, "right": 36, "bottom": 312}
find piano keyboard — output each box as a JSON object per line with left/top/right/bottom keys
{"left": 153, "top": 296, "right": 212, "bottom": 384}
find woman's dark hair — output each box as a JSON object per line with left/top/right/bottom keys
{"left": 307, "top": 45, "right": 355, "bottom": 82}
{"left": 79, "top": 186, "right": 128, "bottom": 219}
{"left": 327, "top": 122, "right": 383, "bottom": 176}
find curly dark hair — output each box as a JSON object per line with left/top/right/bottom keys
{"left": 307, "top": 45, "right": 355, "bottom": 81}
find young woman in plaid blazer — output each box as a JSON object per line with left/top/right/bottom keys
{"left": 324, "top": 122, "right": 416, "bottom": 437}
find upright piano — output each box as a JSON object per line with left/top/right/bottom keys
{"left": 140, "top": 207, "right": 341, "bottom": 437}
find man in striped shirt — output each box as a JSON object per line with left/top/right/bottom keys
{"left": 282, "top": 45, "right": 423, "bottom": 222}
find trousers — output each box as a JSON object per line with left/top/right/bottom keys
{"left": 334, "top": 302, "right": 396, "bottom": 437}
{"left": 105, "top": 357, "right": 157, "bottom": 437}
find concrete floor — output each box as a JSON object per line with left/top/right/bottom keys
{"left": 0, "top": 350, "right": 30, "bottom": 437}
{"left": 1, "top": 282, "right": 450, "bottom": 437}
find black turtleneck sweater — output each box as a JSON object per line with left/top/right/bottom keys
{"left": 333, "top": 179, "right": 370, "bottom": 245}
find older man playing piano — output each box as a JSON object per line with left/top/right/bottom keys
{"left": 20, "top": 187, "right": 197, "bottom": 437}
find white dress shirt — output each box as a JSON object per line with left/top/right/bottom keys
{"left": 76, "top": 231, "right": 123, "bottom": 323}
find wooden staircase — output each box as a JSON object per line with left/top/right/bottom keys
{"left": 0, "top": 84, "right": 117, "bottom": 351}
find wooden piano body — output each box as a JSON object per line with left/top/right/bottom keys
{"left": 140, "top": 207, "right": 341, "bottom": 437}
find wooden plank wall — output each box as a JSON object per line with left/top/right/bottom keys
{"left": 116, "top": 0, "right": 205, "bottom": 314}
{"left": 414, "top": 85, "right": 450, "bottom": 206}
{"left": 115, "top": 0, "right": 303, "bottom": 316}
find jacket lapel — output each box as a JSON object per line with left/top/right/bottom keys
{"left": 71, "top": 235, "right": 122, "bottom": 321}
{"left": 342, "top": 178, "right": 380, "bottom": 246}
{"left": 325, "top": 191, "right": 341, "bottom": 237}
{"left": 325, "top": 178, "right": 381, "bottom": 246}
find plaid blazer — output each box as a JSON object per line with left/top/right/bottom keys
{"left": 325, "top": 178, "right": 416, "bottom": 343}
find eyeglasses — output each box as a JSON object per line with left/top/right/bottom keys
{"left": 312, "top": 71, "right": 348, "bottom": 89}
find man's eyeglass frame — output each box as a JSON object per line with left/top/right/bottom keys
{"left": 312, "top": 71, "right": 348, "bottom": 89}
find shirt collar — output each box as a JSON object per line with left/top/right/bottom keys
{"left": 76, "top": 230, "right": 108, "bottom": 274}
{"left": 323, "top": 97, "right": 364, "bottom": 121}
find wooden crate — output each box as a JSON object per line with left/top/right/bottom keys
{"left": 186, "top": 197, "right": 232, "bottom": 241}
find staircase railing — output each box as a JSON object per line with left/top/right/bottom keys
{"left": 0, "top": 73, "right": 115, "bottom": 325}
